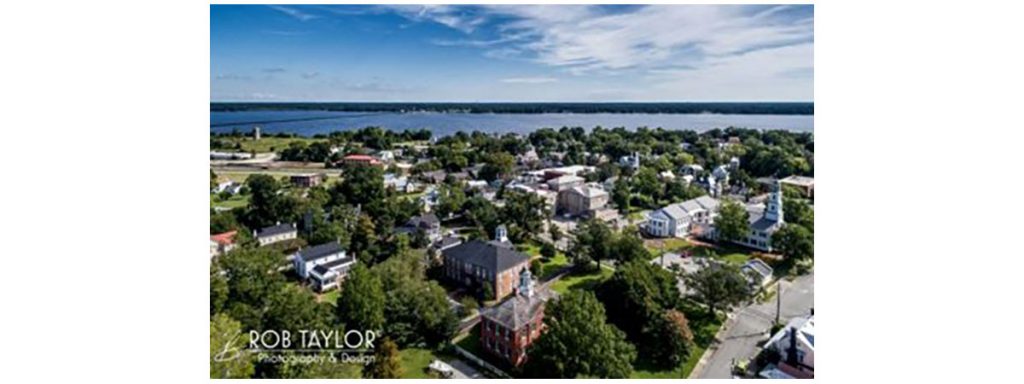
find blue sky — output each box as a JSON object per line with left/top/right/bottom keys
{"left": 211, "top": 4, "right": 813, "bottom": 102}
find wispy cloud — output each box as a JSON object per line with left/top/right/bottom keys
{"left": 301, "top": 72, "right": 320, "bottom": 79}
{"left": 501, "top": 77, "right": 558, "bottom": 84}
{"left": 214, "top": 73, "right": 251, "bottom": 81}
{"left": 262, "top": 67, "right": 286, "bottom": 74}
{"left": 386, "top": 5, "right": 812, "bottom": 77}
{"left": 267, "top": 5, "right": 318, "bottom": 22}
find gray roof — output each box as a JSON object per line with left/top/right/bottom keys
{"left": 257, "top": 223, "right": 296, "bottom": 238}
{"left": 407, "top": 213, "right": 440, "bottom": 229}
{"left": 441, "top": 239, "right": 529, "bottom": 273}
{"left": 297, "top": 242, "right": 345, "bottom": 262}
{"left": 312, "top": 255, "right": 355, "bottom": 276}
{"left": 481, "top": 285, "right": 554, "bottom": 330}
{"left": 743, "top": 259, "right": 774, "bottom": 279}
{"left": 746, "top": 205, "right": 781, "bottom": 232}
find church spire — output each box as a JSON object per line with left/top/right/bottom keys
{"left": 766, "top": 181, "right": 784, "bottom": 223}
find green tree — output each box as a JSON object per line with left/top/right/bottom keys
{"left": 435, "top": 183, "right": 466, "bottom": 220}
{"left": 714, "top": 199, "right": 750, "bottom": 243}
{"left": 350, "top": 214, "right": 378, "bottom": 265}
{"left": 244, "top": 174, "right": 284, "bottom": 228}
{"left": 210, "top": 313, "right": 255, "bottom": 378}
{"left": 336, "top": 264, "right": 386, "bottom": 333}
{"left": 633, "top": 167, "right": 662, "bottom": 206}
{"left": 596, "top": 260, "right": 679, "bottom": 348}
{"left": 548, "top": 221, "right": 563, "bottom": 243}
{"left": 363, "top": 337, "right": 403, "bottom": 378}
{"left": 210, "top": 263, "right": 229, "bottom": 316}
{"left": 568, "top": 218, "right": 613, "bottom": 268}
{"left": 524, "top": 291, "right": 636, "bottom": 378}
{"left": 772, "top": 223, "right": 814, "bottom": 262}
{"left": 643, "top": 309, "right": 694, "bottom": 369}
{"left": 783, "top": 197, "right": 814, "bottom": 231}
{"left": 612, "top": 177, "right": 632, "bottom": 213}
{"left": 480, "top": 152, "right": 516, "bottom": 181}
{"left": 373, "top": 252, "right": 458, "bottom": 347}
{"left": 331, "top": 165, "right": 386, "bottom": 208}
{"left": 683, "top": 261, "right": 751, "bottom": 316}
{"left": 264, "top": 284, "right": 333, "bottom": 337}
{"left": 610, "top": 229, "right": 651, "bottom": 264}
{"left": 501, "top": 190, "right": 547, "bottom": 243}
{"left": 210, "top": 169, "right": 218, "bottom": 191}
{"left": 219, "top": 247, "right": 286, "bottom": 330}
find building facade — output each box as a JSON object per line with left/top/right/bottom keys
{"left": 441, "top": 226, "right": 530, "bottom": 300}
{"left": 292, "top": 241, "right": 355, "bottom": 292}
{"left": 479, "top": 268, "right": 553, "bottom": 367}
{"left": 255, "top": 223, "right": 297, "bottom": 247}
{"left": 556, "top": 185, "right": 609, "bottom": 217}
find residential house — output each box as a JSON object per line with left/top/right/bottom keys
{"left": 340, "top": 154, "right": 382, "bottom": 167}
{"left": 761, "top": 314, "right": 815, "bottom": 379}
{"left": 255, "top": 222, "right": 297, "bottom": 247}
{"left": 556, "top": 185, "right": 609, "bottom": 217}
{"left": 479, "top": 268, "right": 554, "bottom": 367}
{"left": 441, "top": 226, "right": 530, "bottom": 300}
{"left": 396, "top": 213, "right": 441, "bottom": 242}
{"left": 292, "top": 241, "right": 355, "bottom": 292}
{"left": 780, "top": 175, "right": 814, "bottom": 198}
{"left": 680, "top": 164, "right": 704, "bottom": 176}
{"left": 619, "top": 152, "right": 641, "bottom": 170}
{"left": 210, "top": 230, "right": 237, "bottom": 258}
{"left": 290, "top": 173, "right": 324, "bottom": 188}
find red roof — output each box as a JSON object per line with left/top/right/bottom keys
{"left": 343, "top": 154, "right": 375, "bottom": 161}
{"left": 211, "top": 230, "right": 237, "bottom": 245}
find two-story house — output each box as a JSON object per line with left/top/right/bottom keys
{"left": 292, "top": 241, "right": 355, "bottom": 292}
{"left": 479, "top": 268, "right": 554, "bottom": 367}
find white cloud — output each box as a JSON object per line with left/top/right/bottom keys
{"left": 500, "top": 77, "right": 558, "bottom": 84}
{"left": 267, "top": 5, "right": 318, "bottom": 22}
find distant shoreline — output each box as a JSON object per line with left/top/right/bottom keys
{"left": 210, "top": 102, "right": 814, "bottom": 116}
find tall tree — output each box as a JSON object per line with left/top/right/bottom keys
{"left": 714, "top": 199, "right": 750, "bottom": 243}
{"left": 772, "top": 223, "right": 814, "bottom": 262}
{"left": 501, "top": 190, "right": 547, "bottom": 243}
{"left": 568, "top": 218, "right": 613, "bottom": 268}
{"left": 612, "top": 177, "right": 632, "bottom": 213}
{"left": 363, "top": 337, "right": 403, "bottom": 378}
{"left": 524, "top": 291, "right": 636, "bottom": 378}
{"left": 336, "top": 264, "right": 386, "bottom": 332}
{"left": 264, "top": 284, "right": 333, "bottom": 336}
{"left": 597, "top": 260, "right": 681, "bottom": 340}
{"left": 683, "top": 261, "right": 751, "bottom": 316}
{"left": 210, "top": 313, "right": 255, "bottom": 379}
{"left": 643, "top": 309, "right": 695, "bottom": 369}
{"left": 211, "top": 263, "right": 229, "bottom": 316}
{"left": 219, "top": 247, "right": 286, "bottom": 330}
{"left": 349, "top": 214, "right": 379, "bottom": 265}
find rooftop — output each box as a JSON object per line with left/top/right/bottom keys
{"left": 210, "top": 230, "right": 237, "bottom": 245}
{"left": 297, "top": 241, "right": 345, "bottom": 263}
{"left": 256, "top": 223, "right": 296, "bottom": 238}
{"left": 441, "top": 239, "right": 530, "bottom": 273}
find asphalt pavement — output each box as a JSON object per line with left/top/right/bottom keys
{"left": 692, "top": 272, "right": 814, "bottom": 379}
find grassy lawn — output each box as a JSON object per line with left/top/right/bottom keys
{"left": 548, "top": 266, "right": 614, "bottom": 295}
{"left": 215, "top": 136, "right": 327, "bottom": 153}
{"left": 214, "top": 170, "right": 341, "bottom": 185}
{"left": 398, "top": 348, "right": 440, "bottom": 379}
{"left": 210, "top": 193, "right": 250, "bottom": 209}
{"left": 319, "top": 289, "right": 340, "bottom": 306}
{"left": 538, "top": 252, "right": 570, "bottom": 280}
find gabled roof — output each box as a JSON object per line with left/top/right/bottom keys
{"left": 297, "top": 242, "right": 345, "bottom": 263}
{"left": 311, "top": 255, "right": 356, "bottom": 277}
{"left": 441, "top": 239, "right": 530, "bottom": 273}
{"left": 481, "top": 284, "right": 554, "bottom": 330}
{"left": 210, "top": 230, "right": 237, "bottom": 245}
{"left": 257, "top": 223, "right": 296, "bottom": 238}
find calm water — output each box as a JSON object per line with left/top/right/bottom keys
{"left": 210, "top": 111, "right": 813, "bottom": 137}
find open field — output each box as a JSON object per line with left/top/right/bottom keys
{"left": 213, "top": 136, "right": 327, "bottom": 153}
{"left": 399, "top": 348, "right": 442, "bottom": 379}
{"left": 210, "top": 193, "right": 249, "bottom": 209}
{"left": 213, "top": 169, "right": 342, "bottom": 185}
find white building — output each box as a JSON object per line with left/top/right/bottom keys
{"left": 619, "top": 152, "right": 641, "bottom": 170}
{"left": 645, "top": 195, "right": 721, "bottom": 238}
{"left": 547, "top": 175, "right": 585, "bottom": 191}
{"left": 761, "top": 314, "right": 815, "bottom": 379}
{"left": 255, "top": 223, "right": 298, "bottom": 247}
{"left": 292, "top": 242, "right": 356, "bottom": 292}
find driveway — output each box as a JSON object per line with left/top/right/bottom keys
{"left": 446, "top": 357, "right": 485, "bottom": 379}
{"left": 692, "top": 272, "right": 814, "bottom": 379}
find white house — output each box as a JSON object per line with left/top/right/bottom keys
{"left": 255, "top": 222, "right": 298, "bottom": 247}
{"left": 761, "top": 314, "right": 815, "bottom": 379}
{"left": 293, "top": 242, "right": 355, "bottom": 292}
{"left": 645, "top": 195, "right": 721, "bottom": 238}
{"left": 619, "top": 152, "right": 641, "bottom": 170}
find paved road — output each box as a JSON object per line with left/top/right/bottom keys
{"left": 693, "top": 272, "right": 814, "bottom": 379}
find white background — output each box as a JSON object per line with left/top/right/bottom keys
{"left": 1, "top": 0, "right": 1023, "bottom": 383}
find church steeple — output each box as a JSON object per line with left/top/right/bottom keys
{"left": 765, "top": 181, "right": 784, "bottom": 223}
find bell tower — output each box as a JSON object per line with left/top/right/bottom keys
{"left": 765, "top": 181, "right": 784, "bottom": 223}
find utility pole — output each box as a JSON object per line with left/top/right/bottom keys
{"left": 775, "top": 280, "right": 782, "bottom": 325}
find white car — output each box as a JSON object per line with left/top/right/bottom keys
{"left": 428, "top": 359, "right": 454, "bottom": 378}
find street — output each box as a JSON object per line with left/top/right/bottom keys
{"left": 692, "top": 272, "right": 814, "bottom": 379}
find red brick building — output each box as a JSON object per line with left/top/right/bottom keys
{"left": 440, "top": 226, "right": 530, "bottom": 301}
{"left": 478, "top": 268, "right": 554, "bottom": 367}
{"left": 340, "top": 154, "right": 382, "bottom": 167}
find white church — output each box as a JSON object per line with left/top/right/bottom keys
{"left": 647, "top": 182, "right": 786, "bottom": 252}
